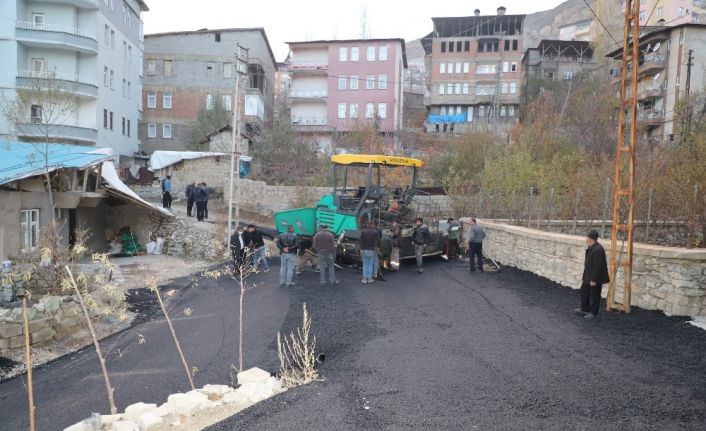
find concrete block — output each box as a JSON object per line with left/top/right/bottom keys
{"left": 222, "top": 390, "right": 248, "bottom": 404}
{"left": 199, "top": 384, "right": 233, "bottom": 398}
{"left": 123, "top": 402, "right": 157, "bottom": 422}
{"left": 167, "top": 391, "right": 212, "bottom": 417}
{"left": 265, "top": 376, "right": 285, "bottom": 394}
{"left": 237, "top": 367, "right": 271, "bottom": 386}
{"left": 137, "top": 412, "right": 163, "bottom": 431}
{"left": 100, "top": 414, "right": 123, "bottom": 427}
{"left": 111, "top": 421, "right": 139, "bottom": 431}
{"left": 0, "top": 323, "right": 23, "bottom": 338}
{"left": 153, "top": 403, "right": 170, "bottom": 417}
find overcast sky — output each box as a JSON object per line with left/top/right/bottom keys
{"left": 142, "top": 0, "right": 567, "bottom": 60}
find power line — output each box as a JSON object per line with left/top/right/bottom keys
{"left": 583, "top": 0, "right": 619, "bottom": 45}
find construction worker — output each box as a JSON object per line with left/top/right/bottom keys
{"left": 412, "top": 217, "right": 430, "bottom": 273}
{"left": 313, "top": 224, "right": 339, "bottom": 286}
{"left": 443, "top": 217, "right": 461, "bottom": 260}
{"left": 359, "top": 221, "right": 380, "bottom": 283}
{"left": 468, "top": 218, "right": 486, "bottom": 272}
{"left": 575, "top": 230, "right": 610, "bottom": 320}
{"left": 296, "top": 237, "right": 318, "bottom": 275}
{"left": 277, "top": 225, "right": 299, "bottom": 287}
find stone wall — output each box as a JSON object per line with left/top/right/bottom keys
{"left": 461, "top": 219, "right": 706, "bottom": 317}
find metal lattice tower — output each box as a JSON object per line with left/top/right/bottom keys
{"left": 607, "top": 0, "right": 640, "bottom": 313}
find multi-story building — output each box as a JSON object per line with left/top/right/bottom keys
{"left": 287, "top": 38, "right": 407, "bottom": 149}
{"left": 274, "top": 60, "right": 291, "bottom": 119}
{"left": 626, "top": 0, "right": 704, "bottom": 26}
{"left": 521, "top": 40, "right": 596, "bottom": 102}
{"left": 607, "top": 23, "right": 706, "bottom": 144}
{"left": 140, "top": 28, "right": 277, "bottom": 154}
{"left": 0, "top": 0, "right": 148, "bottom": 161}
{"left": 422, "top": 7, "right": 525, "bottom": 134}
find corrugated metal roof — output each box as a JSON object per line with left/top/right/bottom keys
{"left": 0, "top": 141, "right": 113, "bottom": 185}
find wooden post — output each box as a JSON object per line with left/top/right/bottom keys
{"left": 22, "top": 297, "right": 35, "bottom": 431}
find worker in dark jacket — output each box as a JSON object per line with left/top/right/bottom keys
{"left": 359, "top": 221, "right": 380, "bottom": 283}
{"left": 244, "top": 224, "right": 269, "bottom": 273}
{"left": 194, "top": 183, "right": 208, "bottom": 221}
{"left": 185, "top": 182, "right": 196, "bottom": 217}
{"left": 468, "top": 218, "right": 486, "bottom": 272}
{"left": 389, "top": 220, "right": 402, "bottom": 271}
{"left": 313, "top": 224, "right": 339, "bottom": 286}
{"left": 412, "top": 217, "right": 430, "bottom": 273}
{"left": 576, "top": 229, "right": 610, "bottom": 319}
{"left": 230, "top": 226, "right": 246, "bottom": 270}
{"left": 277, "top": 225, "right": 299, "bottom": 287}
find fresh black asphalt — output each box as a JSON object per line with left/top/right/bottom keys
{"left": 1, "top": 258, "right": 705, "bottom": 430}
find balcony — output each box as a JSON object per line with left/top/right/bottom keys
{"left": 638, "top": 52, "right": 666, "bottom": 75}
{"left": 635, "top": 85, "right": 664, "bottom": 101}
{"left": 289, "top": 63, "right": 329, "bottom": 75}
{"left": 17, "top": 122, "right": 98, "bottom": 144}
{"left": 16, "top": 21, "right": 98, "bottom": 54}
{"left": 16, "top": 70, "right": 98, "bottom": 98}
{"left": 38, "top": 0, "right": 99, "bottom": 9}
{"left": 291, "top": 116, "right": 330, "bottom": 130}
{"left": 637, "top": 108, "right": 665, "bottom": 127}
{"left": 289, "top": 89, "right": 328, "bottom": 102}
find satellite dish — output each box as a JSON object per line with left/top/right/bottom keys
{"left": 644, "top": 43, "right": 651, "bottom": 53}
{"left": 653, "top": 42, "right": 661, "bottom": 52}
{"left": 653, "top": 73, "right": 660, "bottom": 82}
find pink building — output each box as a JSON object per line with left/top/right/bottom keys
{"left": 623, "top": 0, "right": 703, "bottom": 26}
{"left": 287, "top": 39, "right": 407, "bottom": 149}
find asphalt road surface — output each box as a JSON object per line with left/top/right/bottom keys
{"left": 2, "top": 258, "right": 706, "bottom": 430}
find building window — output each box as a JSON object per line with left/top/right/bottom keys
{"left": 223, "top": 94, "right": 232, "bottom": 111}
{"left": 367, "top": 46, "right": 375, "bottom": 61}
{"left": 164, "top": 60, "right": 173, "bottom": 76}
{"left": 206, "top": 94, "right": 214, "bottom": 110}
{"left": 147, "top": 59, "right": 156, "bottom": 76}
{"left": 163, "top": 91, "right": 172, "bottom": 109}
{"left": 103, "top": 109, "right": 108, "bottom": 128}
{"left": 366, "top": 75, "right": 375, "bottom": 89}
{"left": 504, "top": 40, "right": 510, "bottom": 51}
{"left": 109, "top": 111, "right": 114, "bottom": 130}
{"left": 350, "top": 75, "right": 359, "bottom": 90}
{"left": 121, "top": 117, "right": 126, "bottom": 135}
{"left": 639, "top": 11, "right": 646, "bottom": 21}
{"left": 501, "top": 82, "right": 508, "bottom": 94}
{"left": 657, "top": 6, "right": 664, "bottom": 18}
{"left": 339, "top": 47, "right": 348, "bottom": 62}
{"left": 31, "top": 13, "right": 44, "bottom": 27}
{"left": 206, "top": 63, "right": 214, "bottom": 76}
{"left": 351, "top": 47, "right": 360, "bottom": 61}
{"left": 110, "top": 70, "right": 114, "bottom": 89}
{"left": 20, "top": 209, "right": 39, "bottom": 249}
{"left": 564, "top": 71, "right": 575, "bottom": 80}
{"left": 163, "top": 124, "right": 172, "bottom": 139}
{"left": 467, "top": 106, "right": 473, "bottom": 122}
{"left": 678, "top": 7, "right": 684, "bottom": 17}
{"left": 440, "top": 106, "right": 447, "bottom": 116}
{"left": 378, "top": 103, "right": 387, "bottom": 119}
{"left": 479, "top": 106, "right": 486, "bottom": 117}
{"left": 110, "top": 30, "right": 115, "bottom": 49}
{"left": 338, "top": 76, "right": 347, "bottom": 90}
{"left": 447, "top": 62, "right": 453, "bottom": 73}
{"left": 456, "top": 41, "right": 462, "bottom": 52}
{"left": 449, "top": 41, "right": 455, "bottom": 52}
{"left": 455, "top": 63, "right": 461, "bottom": 74}
{"left": 510, "top": 82, "right": 517, "bottom": 93}
{"left": 378, "top": 75, "right": 387, "bottom": 90}
{"left": 103, "top": 66, "right": 109, "bottom": 86}
{"left": 223, "top": 63, "right": 233, "bottom": 78}
{"left": 127, "top": 119, "right": 131, "bottom": 137}
{"left": 379, "top": 45, "right": 388, "bottom": 61}
{"left": 122, "top": 78, "right": 127, "bottom": 96}
{"left": 338, "top": 103, "right": 346, "bottom": 119}
{"left": 440, "top": 41, "right": 446, "bottom": 53}
{"left": 512, "top": 40, "right": 518, "bottom": 51}
{"left": 104, "top": 25, "right": 110, "bottom": 45}
{"left": 463, "top": 62, "right": 469, "bottom": 73}
{"left": 440, "top": 63, "right": 446, "bottom": 74}
{"left": 147, "top": 91, "right": 156, "bottom": 108}
{"left": 215, "top": 32, "right": 221, "bottom": 42}
{"left": 127, "top": 81, "right": 131, "bottom": 99}
{"left": 500, "top": 106, "right": 507, "bottom": 117}
{"left": 30, "top": 104, "right": 42, "bottom": 123}
{"left": 438, "top": 84, "right": 445, "bottom": 95}
{"left": 464, "top": 41, "right": 470, "bottom": 52}
{"left": 447, "top": 83, "right": 453, "bottom": 94}
{"left": 365, "top": 103, "right": 374, "bottom": 118}
{"left": 462, "top": 82, "right": 469, "bottom": 94}
{"left": 476, "top": 64, "right": 495, "bottom": 74}
{"left": 503, "top": 62, "right": 509, "bottom": 73}
{"left": 511, "top": 62, "right": 517, "bottom": 72}
{"left": 350, "top": 103, "right": 358, "bottom": 118}
{"left": 128, "top": 46, "right": 132, "bottom": 66}
{"left": 455, "top": 83, "right": 461, "bottom": 94}
{"left": 147, "top": 123, "right": 156, "bottom": 138}
{"left": 509, "top": 106, "right": 515, "bottom": 116}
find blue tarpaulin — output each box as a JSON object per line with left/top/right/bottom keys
{"left": 427, "top": 114, "right": 467, "bottom": 124}
{"left": 0, "top": 141, "right": 114, "bottom": 185}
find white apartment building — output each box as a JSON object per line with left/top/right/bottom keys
{"left": 0, "top": 0, "right": 148, "bottom": 161}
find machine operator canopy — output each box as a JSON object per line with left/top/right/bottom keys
{"left": 331, "top": 154, "right": 423, "bottom": 168}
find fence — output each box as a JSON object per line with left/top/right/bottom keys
{"left": 443, "top": 179, "right": 704, "bottom": 248}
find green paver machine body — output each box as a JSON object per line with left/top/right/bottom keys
{"left": 274, "top": 155, "right": 447, "bottom": 266}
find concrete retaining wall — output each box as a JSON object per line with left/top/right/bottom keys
{"left": 464, "top": 220, "right": 706, "bottom": 317}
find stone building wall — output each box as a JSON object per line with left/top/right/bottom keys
{"left": 461, "top": 219, "right": 706, "bottom": 317}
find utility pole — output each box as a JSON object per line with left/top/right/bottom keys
{"left": 684, "top": 49, "right": 694, "bottom": 142}
{"left": 227, "top": 43, "right": 248, "bottom": 251}
{"left": 493, "top": 61, "right": 501, "bottom": 132}
{"left": 607, "top": 0, "right": 640, "bottom": 314}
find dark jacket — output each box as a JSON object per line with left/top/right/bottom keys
{"left": 583, "top": 242, "right": 610, "bottom": 285}
{"left": 298, "top": 237, "right": 314, "bottom": 256}
{"left": 412, "top": 224, "right": 430, "bottom": 245}
{"left": 244, "top": 229, "right": 265, "bottom": 249}
{"left": 390, "top": 224, "right": 402, "bottom": 248}
{"left": 195, "top": 186, "right": 208, "bottom": 203}
{"left": 186, "top": 184, "right": 195, "bottom": 200}
{"left": 230, "top": 233, "right": 245, "bottom": 258}
{"left": 277, "top": 232, "right": 299, "bottom": 254}
{"left": 313, "top": 230, "right": 336, "bottom": 253}
{"left": 359, "top": 227, "right": 380, "bottom": 251}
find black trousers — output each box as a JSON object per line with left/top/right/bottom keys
{"left": 196, "top": 201, "right": 206, "bottom": 220}
{"left": 187, "top": 198, "right": 195, "bottom": 216}
{"left": 446, "top": 239, "right": 460, "bottom": 259}
{"left": 162, "top": 192, "right": 172, "bottom": 208}
{"left": 469, "top": 242, "right": 483, "bottom": 271}
{"left": 204, "top": 201, "right": 208, "bottom": 219}
{"left": 580, "top": 282, "right": 603, "bottom": 315}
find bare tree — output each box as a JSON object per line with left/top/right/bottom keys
{"left": 1, "top": 70, "right": 79, "bottom": 220}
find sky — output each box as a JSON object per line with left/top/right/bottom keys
{"left": 142, "top": 0, "right": 567, "bottom": 61}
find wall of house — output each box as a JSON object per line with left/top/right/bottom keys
{"left": 0, "top": 191, "right": 62, "bottom": 261}
{"left": 463, "top": 219, "right": 706, "bottom": 317}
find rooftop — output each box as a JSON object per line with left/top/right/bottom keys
{"left": 286, "top": 38, "right": 408, "bottom": 68}
{"left": 606, "top": 23, "right": 706, "bottom": 58}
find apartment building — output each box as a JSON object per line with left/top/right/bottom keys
{"left": 421, "top": 7, "right": 525, "bottom": 134}
{"left": 626, "top": 0, "right": 704, "bottom": 26}
{"left": 274, "top": 60, "right": 292, "bottom": 119}
{"left": 287, "top": 38, "right": 407, "bottom": 149}
{"left": 607, "top": 23, "right": 706, "bottom": 144}
{"left": 521, "top": 40, "right": 596, "bottom": 102}
{"left": 0, "top": 0, "right": 148, "bottom": 161}
{"left": 140, "top": 28, "right": 277, "bottom": 154}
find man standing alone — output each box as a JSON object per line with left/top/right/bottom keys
{"left": 412, "top": 217, "right": 430, "bottom": 273}
{"left": 359, "top": 221, "right": 380, "bottom": 283}
{"left": 468, "top": 218, "right": 486, "bottom": 272}
{"left": 277, "top": 225, "right": 299, "bottom": 287}
{"left": 162, "top": 175, "right": 172, "bottom": 208}
{"left": 313, "top": 224, "right": 339, "bottom": 286}
{"left": 576, "top": 230, "right": 610, "bottom": 320}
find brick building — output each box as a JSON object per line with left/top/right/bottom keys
{"left": 287, "top": 38, "right": 407, "bottom": 150}
{"left": 139, "top": 28, "right": 276, "bottom": 154}
{"left": 421, "top": 7, "right": 525, "bottom": 135}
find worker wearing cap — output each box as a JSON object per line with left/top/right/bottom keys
{"left": 313, "top": 224, "right": 339, "bottom": 286}
{"left": 576, "top": 229, "right": 610, "bottom": 320}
